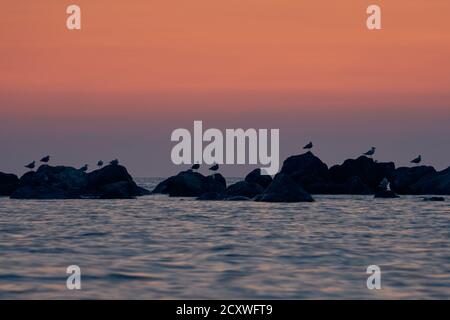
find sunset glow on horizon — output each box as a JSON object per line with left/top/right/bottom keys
{"left": 1, "top": 0, "right": 449, "bottom": 176}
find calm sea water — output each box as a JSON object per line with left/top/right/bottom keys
{"left": 0, "top": 177, "right": 449, "bottom": 299}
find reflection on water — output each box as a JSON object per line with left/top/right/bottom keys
{"left": 0, "top": 178, "right": 449, "bottom": 299}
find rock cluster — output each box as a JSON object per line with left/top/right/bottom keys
{"left": 0, "top": 164, "right": 150, "bottom": 199}
{"left": 151, "top": 152, "right": 450, "bottom": 202}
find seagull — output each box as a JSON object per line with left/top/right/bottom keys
{"left": 97, "top": 160, "right": 104, "bottom": 167}
{"left": 379, "top": 177, "right": 389, "bottom": 191}
{"left": 79, "top": 164, "right": 88, "bottom": 172}
{"left": 363, "top": 147, "right": 376, "bottom": 157}
{"left": 303, "top": 142, "right": 313, "bottom": 150}
{"left": 40, "top": 155, "right": 50, "bottom": 163}
{"left": 411, "top": 155, "right": 422, "bottom": 165}
{"left": 25, "top": 161, "right": 35, "bottom": 170}
{"left": 209, "top": 163, "right": 219, "bottom": 171}
{"left": 110, "top": 159, "right": 119, "bottom": 166}
{"left": 191, "top": 163, "right": 200, "bottom": 170}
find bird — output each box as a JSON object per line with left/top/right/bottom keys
{"left": 110, "top": 159, "right": 119, "bottom": 166}
{"left": 378, "top": 177, "right": 390, "bottom": 191}
{"left": 191, "top": 163, "right": 200, "bottom": 170}
{"left": 25, "top": 161, "right": 35, "bottom": 170}
{"left": 79, "top": 164, "right": 88, "bottom": 172}
{"left": 363, "top": 147, "right": 376, "bottom": 157}
{"left": 303, "top": 142, "right": 313, "bottom": 150}
{"left": 97, "top": 160, "right": 104, "bottom": 167}
{"left": 40, "top": 155, "right": 50, "bottom": 163}
{"left": 411, "top": 155, "right": 422, "bottom": 165}
{"left": 209, "top": 163, "right": 219, "bottom": 171}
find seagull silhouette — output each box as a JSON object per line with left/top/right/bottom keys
{"left": 97, "top": 160, "right": 104, "bottom": 167}
{"left": 411, "top": 155, "right": 422, "bottom": 165}
{"left": 25, "top": 161, "right": 35, "bottom": 170}
{"left": 209, "top": 164, "right": 219, "bottom": 171}
{"left": 110, "top": 159, "right": 119, "bottom": 166}
{"left": 363, "top": 147, "right": 376, "bottom": 157}
{"left": 40, "top": 155, "right": 50, "bottom": 163}
{"left": 191, "top": 163, "right": 200, "bottom": 170}
{"left": 303, "top": 142, "right": 313, "bottom": 150}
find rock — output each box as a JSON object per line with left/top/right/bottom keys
{"left": 0, "top": 172, "right": 19, "bottom": 196}
{"left": 319, "top": 176, "right": 373, "bottom": 195}
{"left": 152, "top": 170, "right": 226, "bottom": 197}
{"left": 99, "top": 181, "right": 137, "bottom": 199}
{"left": 87, "top": 164, "right": 149, "bottom": 197}
{"left": 225, "top": 196, "right": 251, "bottom": 201}
{"left": 11, "top": 165, "right": 88, "bottom": 199}
{"left": 410, "top": 167, "right": 450, "bottom": 195}
{"left": 374, "top": 190, "right": 399, "bottom": 198}
{"left": 329, "top": 156, "right": 395, "bottom": 190}
{"left": 245, "top": 169, "right": 273, "bottom": 189}
{"left": 422, "top": 197, "right": 445, "bottom": 202}
{"left": 256, "top": 173, "right": 314, "bottom": 203}
{"left": 11, "top": 185, "right": 74, "bottom": 199}
{"left": 279, "top": 151, "right": 329, "bottom": 192}
{"left": 389, "top": 166, "right": 436, "bottom": 194}
{"left": 10, "top": 164, "right": 149, "bottom": 199}
{"left": 205, "top": 173, "right": 227, "bottom": 192}
{"left": 197, "top": 192, "right": 225, "bottom": 201}
{"left": 225, "top": 181, "right": 264, "bottom": 199}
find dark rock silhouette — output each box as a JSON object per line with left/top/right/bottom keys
{"left": 409, "top": 167, "right": 450, "bottom": 195}
{"left": 374, "top": 190, "right": 399, "bottom": 198}
{"left": 10, "top": 164, "right": 149, "bottom": 199}
{"left": 245, "top": 168, "right": 272, "bottom": 189}
{"left": 320, "top": 176, "right": 373, "bottom": 195}
{"left": 205, "top": 173, "right": 226, "bottom": 191}
{"left": 279, "top": 151, "right": 330, "bottom": 193}
{"left": 423, "top": 197, "right": 445, "bottom": 202}
{"left": 225, "top": 196, "right": 252, "bottom": 201}
{"left": 276, "top": 152, "right": 373, "bottom": 194}
{"left": 87, "top": 164, "right": 150, "bottom": 198}
{"left": 225, "top": 181, "right": 264, "bottom": 199}
{"left": 12, "top": 165, "right": 88, "bottom": 199}
{"left": 0, "top": 172, "right": 19, "bottom": 196}
{"left": 389, "top": 166, "right": 436, "bottom": 194}
{"left": 328, "top": 156, "right": 395, "bottom": 190}
{"left": 197, "top": 192, "right": 225, "bottom": 201}
{"left": 153, "top": 170, "right": 226, "bottom": 197}
{"left": 255, "top": 173, "right": 314, "bottom": 203}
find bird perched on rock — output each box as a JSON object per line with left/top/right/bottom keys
{"left": 40, "top": 155, "right": 50, "bottom": 163}
{"left": 79, "top": 164, "right": 88, "bottom": 172}
{"left": 110, "top": 159, "right": 119, "bottom": 166}
{"left": 97, "top": 160, "right": 104, "bottom": 167}
{"left": 378, "top": 177, "right": 390, "bottom": 191}
{"left": 411, "top": 155, "right": 421, "bottom": 165}
{"left": 191, "top": 163, "right": 200, "bottom": 170}
{"left": 209, "top": 163, "right": 219, "bottom": 171}
{"left": 303, "top": 142, "right": 313, "bottom": 150}
{"left": 363, "top": 147, "right": 376, "bottom": 157}
{"left": 25, "top": 161, "right": 35, "bottom": 170}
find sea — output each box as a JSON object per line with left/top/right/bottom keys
{"left": 0, "top": 178, "right": 449, "bottom": 299}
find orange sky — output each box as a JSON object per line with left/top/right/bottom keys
{"left": 1, "top": 1, "right": 450, "bottom": 106}
{"left": 0, "top": 0, "right": 449, "bottom": 175}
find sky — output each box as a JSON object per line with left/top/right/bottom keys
{"left": 0, "top": 0, "right": 449, "bottom": 177}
